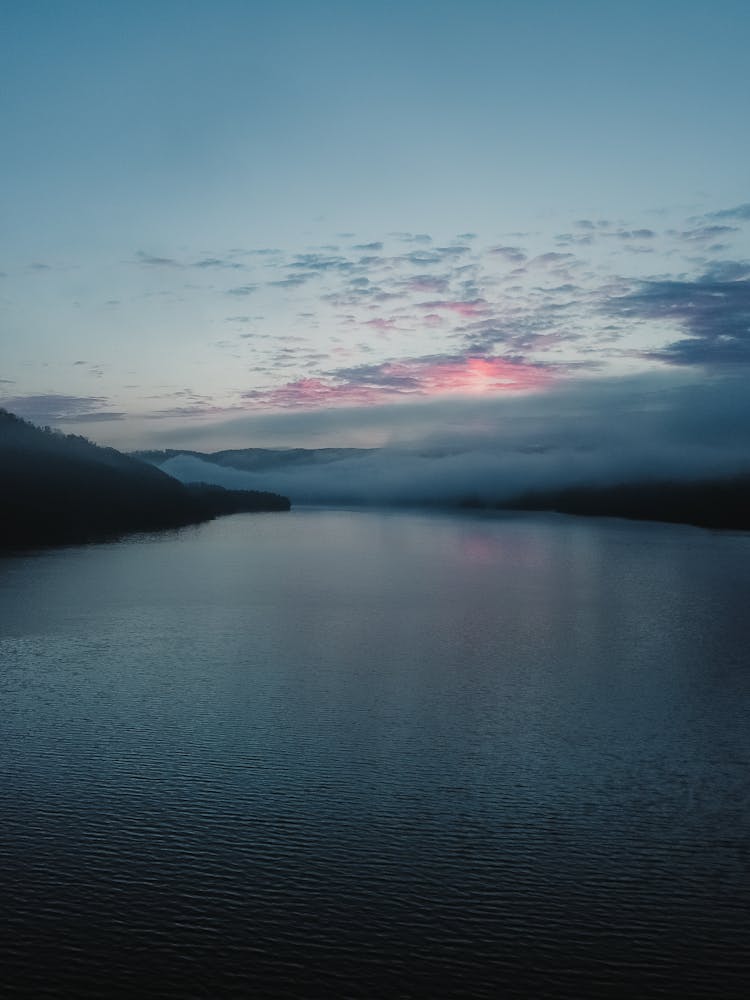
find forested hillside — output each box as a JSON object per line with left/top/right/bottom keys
{"left": 0, "top": 410, "right": 289, "bottom": 550}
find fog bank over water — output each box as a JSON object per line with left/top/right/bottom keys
{"left": 153, "top": 375, "right": 750, "bottom": 506}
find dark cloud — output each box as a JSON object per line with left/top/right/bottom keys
{"left": 610, "top": 229, "right": 656, "bottom": 240}
{"left": 268, "top": 274, "right": 312, "bottom": 289}
{"left": 706, "top": 203, "right": 750, "bottom": 222}
{"left": 0, "top": 393, "right": 124, "bottom": 423}
{"left": 290, "top": 253, "right": 354, "bottom": 273}
{"left": 435, "top": 245, "right": 471, "bottom": 258}
{"left": 703, "top": 260, "right": 750, "bottom": 282}
{"left": 352, "top": 242, "right": 383, "bottom": 251}
{"left": 397, "top": 246, "right": 471, "bottom": 268}
{"left": 240, "top": 353, "right": 552, "bottom": 412}
{"left": 532, "top": 252, "right": 575, "bottom": 266}
{"left": 152, "top": 374, "right": 750, "bottom": 505}
{"left": 147, "top": 404, "right": 246, "bottom": 420}
{"left": 460, "top": 312, "right": 582, "bottom": 357}
{"left": 389, "top": 232, "right": 433, "bottom": 244}
{"left": 672, "top": 225, "right": 738, "bottom": 243}
{"left": 330, "top": 361, "right": 422, "bottom": 390}
{"left": 58, "top": 411, "right": 124, "bottom": 422}
{"left": 193, "top": 257, "right": 245, "bottom": 269}
{"left": 135, "top": 251, "right": 182, "bottom": 267}
{"left": 554, "top": 233, "right": 594, "bottom": 247}
{"left": 604, "top": 269, "right": 750, "bottom": 366}
{"left": 488, "top": 245, "right": 527, "bottom": 263}
{"left": 226, "top": 284, "right": 257, "bottom": 296}
{"left": 400, "top": 274, "right": 451, "bottom": 294}
{"left": 401, "top": 250, "right": 445, "bottom": 266}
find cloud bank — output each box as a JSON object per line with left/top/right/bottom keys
{"left": 153, "top": 374, "right": 750, "bottom": 506}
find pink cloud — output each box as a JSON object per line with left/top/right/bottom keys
{"left": 419, "top": 299, "right": 490, "bottom": 317}
{"left": 242, "top": 355, "right": 553, "bottom": 410}
{"left": 399, "top": 356, "right": 550, "bottom": 394}
{"left": 243, "top": 378, "right": 393, "bottom": 409}
{"left": 362, "top": 317, "right": 399, "bottom": 330}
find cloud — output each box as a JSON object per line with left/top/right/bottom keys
{"left": 604, "top": 268, "right": 750, "bottom": 366}
{"left": 612, "top": 229, "right": 656, "bottom": 240}
{"left": 389, "top": 232, "right": 433, "bottom": 244}
{"left": 399, "top": 275, "right": 451, "bottom": 294}
{"left": 0, "top": 394, "right": 124, "bottom": 424}
{"left": 193, "top": 257, "right": 245, "bottom": 269}
{"left": 575, "top": 219, "right": 611, "bottom": 230}
{"left": 290, "top": 253, "right": 354, "bottom": 273}
{"left": 243, "top": 378, "right": 389, "bottom": 409}
{"left": 226, "top": 284, "right": 257, "bottom": 296}
{"left": 153, "top": 373, "right": 750, "bottom": 506}
{"left": 418, "top": 299, "right": 491, "bottom": 317}
{"left": 488, "top": 245, "right": 527, "bottom": 263}
{"left": 554, "top": 233, "right": 594, "bottom": 247}
{"left": 147, "top": 403, "right": 247, "bottom": 420}
{"left": 241, "top": 353, "right": 552, "bottom": 410}
{"left": 362, "top": 317, "right": 400, "bottom": 331}
{"left": 672, "top": 225, "right": 739, "bottom": 243}
{"left": 460, "top": 311, "right": 584, "bottom": 357}
{"left": 268, "top": 274, "right": 312, "bottom": 288}
{"left": 400, "top": 250, "right": 445, "bottom": 266}
{"left": 706, "top": 203, "right": 750, "bottom": 222}
{"left": 135, "top": 251, "right": 182, "bottom": 267}
{"left": 531, "top": 252, "right": 575, "bottom": 267}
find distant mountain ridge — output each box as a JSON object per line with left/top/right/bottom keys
{"left": 0, "top": 410, "right": 289, "bottom": 551}
{"left": 133, "top": 446, "right": 375, "bottom": 472}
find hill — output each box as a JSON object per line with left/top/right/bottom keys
{"left": 497, "top": 476, "right": 750, "bottom": 531}
{"left": 0, "top": 410, "right": 289, "bottom": 550}
{"left": 133, "top": 446, "right": 375, "bottom": 472}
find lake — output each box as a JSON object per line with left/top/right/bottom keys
{"left": 1, "top": 508, "right": 749, "bottom": 997}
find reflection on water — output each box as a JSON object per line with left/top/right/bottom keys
{"left": 1, "top": 509, "right": 749, "bottom": 998}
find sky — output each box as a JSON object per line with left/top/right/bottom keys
{"left": 1, "top": 0, "right": 749, "bottom": 469}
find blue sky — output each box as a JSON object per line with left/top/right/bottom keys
{"left": 1, "top": 0, "right": 749, "bottom": 452}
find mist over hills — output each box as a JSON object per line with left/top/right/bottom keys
{"left": 0, "top": 410, "right": 289, "bottom": 550}
{"left": 137, "top": 444, "right": 750, "bottom": 531}
{"left": 135, "top": 447, "right": 376, "bottom": 474}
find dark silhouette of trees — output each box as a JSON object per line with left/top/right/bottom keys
{"left": 500, "top": 476, "right": 750, "bottom": 530}
{"left": 0, "top": 409, "right": 290, "bottom": 551}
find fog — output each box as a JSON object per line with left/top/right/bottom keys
{"left": 153, "top": 374, "right": 750, "bottom": 506}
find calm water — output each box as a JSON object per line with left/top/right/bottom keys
{"left": 1, "top": 509, "right": 749, "bottom": 998}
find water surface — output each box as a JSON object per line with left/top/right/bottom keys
{"left": 1, "top": 509, "right": 749, "bottom": 997}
